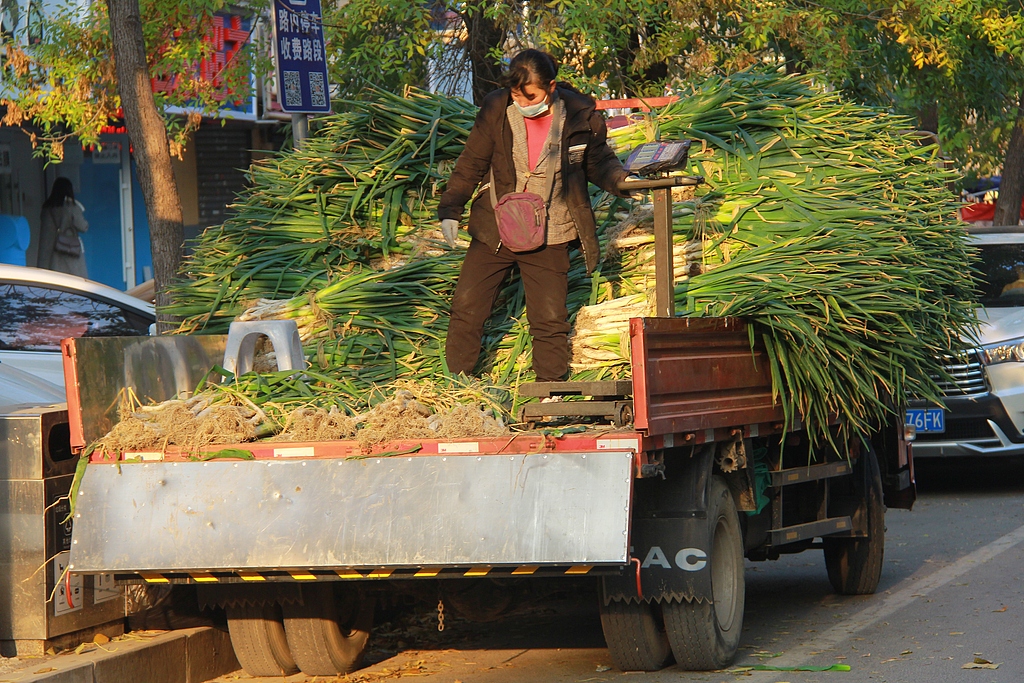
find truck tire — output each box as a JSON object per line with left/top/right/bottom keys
{"left": 225, "top": 604, "right": 299, "bottom": 677}
{"left": 282, "top": 583, "right": 373, "bottom": 676}
{"left": 824, "top": 446, "right": 885, "bottom": 595}
{"left": 599, "top": 592, "right": 673, "bottom": 671}
{"left": 662, "top": 475, "right": 744, "bottom": 670}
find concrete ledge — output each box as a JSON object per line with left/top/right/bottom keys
{"left": 0, "top": 660, "right": 94, "bottom": 683}
{"left": 92, "top": 632, "right": 186, "bottom": 683}
{"left": 0, "top": 628, "right": 238, "bottom": 683}
{"left": 184, "top": 628, "right": 238, "bottom": 683}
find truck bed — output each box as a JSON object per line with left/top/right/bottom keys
{"left": 64, "top": 317, "right": 788, "bottom": 463}
{"left": 61, "top": 317, "right": 813, "bottom": 585}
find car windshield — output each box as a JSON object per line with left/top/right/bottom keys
{"left": 0, "top": 283, "right": 151, "bottom": 351}
{"left": 975, "top": 241, "right": 1024, "bottom": 308}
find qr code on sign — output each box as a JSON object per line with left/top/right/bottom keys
{"left": 309, "top": 72, "right": 326, "bottom": 108}
{"left": 283, "top": 71, "right": 302, "bottom": 107}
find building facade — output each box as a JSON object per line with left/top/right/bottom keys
{"left": 2, "top": 5, "right": 281, "bottom": 291}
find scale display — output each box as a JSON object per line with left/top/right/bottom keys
{"left": 624, "top": 140, "right": 692, "bottom": 176}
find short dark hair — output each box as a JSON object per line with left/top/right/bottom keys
{"left": 500, "top": 49, "right": 558, "bottom": 91}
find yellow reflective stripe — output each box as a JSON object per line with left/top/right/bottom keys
{"left": 464, "top": 567, "right": 491, "bottom": 577}
{"left": 288, "top": 570, "right": 317, "bottom": 581}
{"left": 335, "top": 569, "right": 364, "bottom": 579}
{"left": 140, "top": 573, "right": 169, "bottom": 584}
{"left": 414, "top": 567, "right": 442, "bottom": 577}
{"left": 190, "top": 572, "right": 218, "bottom": 583}
{"left": 366, "top": 568, "right": 394, "bottom": 578}
{"left": 511, "top": 566, "right": 538, "bottom": 575}
{"left": 565, "top": 565, "right": 592, "bottom": 575}
{"left": 238, "top": 571, "right": 266, "bottom": 581}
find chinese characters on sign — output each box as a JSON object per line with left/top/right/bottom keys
{"left": 271, "top": 0, "right": 331, "bottom": 113}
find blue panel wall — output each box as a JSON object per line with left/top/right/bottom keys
{"left": 76, "top": 158, "right": 125, "bottom": 289}
{"left": 131, "top": 160, "right": 153, "bottom": 283}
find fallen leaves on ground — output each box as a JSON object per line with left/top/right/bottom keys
{"left": 727, "top": 664, "right": 851, "bottom": 673}
{"left": 962, "top": 657, "right": 1000, "bottom": 670}
{"left": 343, "top": 659, "right": 433, "bottom": 681}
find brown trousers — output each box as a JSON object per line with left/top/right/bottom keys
{"left": 446, "top": 239, "right": 570, "bottom": 382}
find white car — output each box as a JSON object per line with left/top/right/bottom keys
{"left": 0, "top": 265, "right": 155, "bottom": 389}
{"left": 910, "top": 227, "right": 1024, "bottom": 456}
{"left": 0, "top": 361, "right": 67, "bottom": 409}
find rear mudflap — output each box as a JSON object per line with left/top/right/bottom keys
{"left": 603, "top": 445, "right": 715, "bottom": 604}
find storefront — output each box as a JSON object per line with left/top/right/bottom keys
{"left": 1, "top": 9, "right": 269, "bottom": 292}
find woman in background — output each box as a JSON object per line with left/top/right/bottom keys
{"left": 38, "top": 177, "right": 89, "bottom": 278}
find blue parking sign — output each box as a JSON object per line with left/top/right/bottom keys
{"left": 271, "top": 0, "right": 331, "bottom": 113}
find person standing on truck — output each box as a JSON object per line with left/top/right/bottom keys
{"left": 438, "top": 49, "right": 629, "bottom": 382}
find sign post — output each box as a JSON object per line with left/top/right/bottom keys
{"left": 271, "top": 0, "right": 331, "bottom": 147}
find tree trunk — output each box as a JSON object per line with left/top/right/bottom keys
{"left": 995, "top": 94, "right": 1024, "bottom": 228}
{"left": 106, "top": 0, "right": 184, "bottom": 330}
{"left": 460, "top": 5, "right": 504, "bottom": 105}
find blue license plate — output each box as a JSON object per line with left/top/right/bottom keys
{"left": 906, "top": 408, "right": 945, "bottom": 433}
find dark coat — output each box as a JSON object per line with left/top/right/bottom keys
{"left": 437, "top": 86, "right": 628, "bottom": 273}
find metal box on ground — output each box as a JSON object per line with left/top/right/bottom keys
{"left": 0, "top": 405, "right": 124, "bottom": 656}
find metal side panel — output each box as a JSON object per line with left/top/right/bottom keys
{"left": 69, "top": 452, "right": 634, "bottom": 573}
{"left": 629, "top": 316, "right": 785, "bottom": 436}
{"left": 63, "top": 335, "right": 228, "bottom": 453}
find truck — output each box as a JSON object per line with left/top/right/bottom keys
{"left": 59, "top": 146, "right": 915, "bottom": 676}
{"left": 60, "top": 317, "right": 913, "bottom": 674}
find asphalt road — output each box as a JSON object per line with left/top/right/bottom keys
{"left": 221, "top": 456, "right": 1024, "bottom": 683}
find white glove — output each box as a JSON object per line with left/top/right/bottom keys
{"left": 624, "top": 175, "right": 646, "bottom": 201}
{"left": 440, "top": 219, "right": 459, "bottom": 248}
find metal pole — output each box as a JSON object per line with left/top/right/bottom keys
{"left": 291, "top": 113, "right": 308, "bottom": 149}
{"left": 652, "top": 186, "right": 674, "bottom": 317}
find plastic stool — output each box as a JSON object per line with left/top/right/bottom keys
{"left": 222, "top": 320, "right": 305, "bottom": 376}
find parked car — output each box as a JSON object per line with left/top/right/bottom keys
{"left": 909, "top": 226, "right": 1024, "bottom": 457}
{"left": 0, "top": 265, "right": 155, "bottom": 389}
{"left": 0, "top": 361, "right": 66, "bottom": 409}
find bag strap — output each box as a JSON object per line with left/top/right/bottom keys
{"left": 59, "top": 204, "right": 82, "bottom": 235}
{"left": 489, "top": 98, "right": 564, "bottom": 208}
{"left": 488, "top": 168, "right": 499, "bottom": 208}
{"left": 538, "top": 100, "right": 562, "bottom": 205}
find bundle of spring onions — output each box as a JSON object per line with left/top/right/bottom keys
{"left": 156, "top": 71, "right": 976, "bottom": 448}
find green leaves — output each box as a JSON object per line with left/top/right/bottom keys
{"left": 595, "top": 71, "right": 978, "bottom": 446}
{"left": 1, "top": 0, "right": 260, "bottom": 161}
{"left": 164, "top": 74, "right": 977, "bottom": 448}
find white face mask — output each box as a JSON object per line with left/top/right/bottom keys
{"left": 514, "top": 98, "right": 550, "bottom": 118}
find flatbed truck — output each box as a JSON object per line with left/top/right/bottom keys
{"left": 61, "top": 313, "right": 913, "bottom": 675}
{"left": 59, "top": 146, "right": 914, "bottom": 675}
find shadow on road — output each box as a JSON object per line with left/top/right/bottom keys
{"left": 364, "top": 579, "right": 606, "bottom": 666}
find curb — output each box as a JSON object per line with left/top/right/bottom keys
{"left": 0, "top": 627, "right": 239, "bottom": 683}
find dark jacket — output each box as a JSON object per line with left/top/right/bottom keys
{"left": 437, "top": 85, "right": 628, "bottom": 273}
